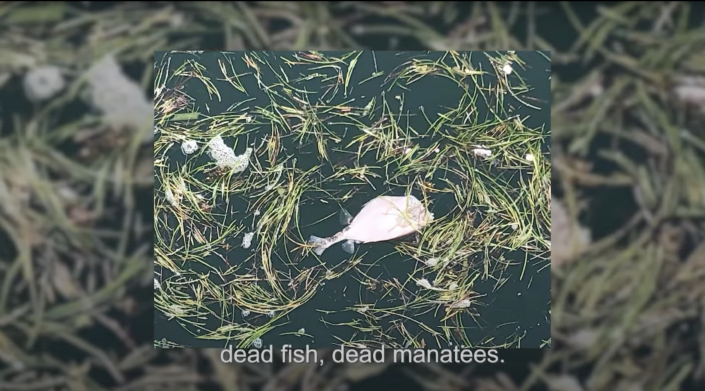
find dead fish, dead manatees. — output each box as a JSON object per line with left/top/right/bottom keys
{"left": 308, "top": 195, "right": 434, "bottom": 256}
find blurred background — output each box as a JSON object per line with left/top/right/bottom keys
{"left": 1, "top": 1, "right": 704, "bottom": 391}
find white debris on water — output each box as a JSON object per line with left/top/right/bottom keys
{"left": 472, "top": 147, "right": 492, "bottom": 159}
{"left": 242, "top": 232, "right": 254, "bottom": 249}
{"left": 417, "top": 277, "right": 457, "bottom": 292}
{"left": 525, "top": 153, "right": 534, "bottom": 162}
{"left": 356, "top": 306, "right": 369, "bottom": 313}
{"left": 449, "top": 299, "right": 472, "bottom": 309}
{"left": 252, "top": 338, "right": 263, "bottom": 348}
{"left": 164, "top": 179, "right": 188, "bottom": 208}
{"left": 297, "top": 328, "right": 305, "bottom": 335}
{"left": 181, "top": 140, "right": 198, "bottom": 155}
{"left": 502, "top": 63, "right": 513, "bottom": 75}
{"left": 241, "top": 309, "right": 251, "bottom": 317}
{"left": 83, "top": 54, "right": 153, "bottom": 143}
{"left": 153, "top": 278, "right": 160, "bottom": 290}
{"left": 423, "top": 258, "right": 439, "bottom": 267}
{"left": 23, "top": 65, "right": 65, "bottom": 102}
{"left": 416, "top": 278, "right": 433, "bottom": 289}
{"left": 207, "top": 135, "right": 253, "bottom": 172}
{"left": 165, "top": 189, "right": 178, "bottom": 207}
{"left": 266, "top": 310, "right": 275, "bottom": 318}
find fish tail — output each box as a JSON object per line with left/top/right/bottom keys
{"left": 308, "top": 235, "right": 333, "bottom": 256}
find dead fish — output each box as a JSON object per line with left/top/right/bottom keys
{"left": 308, "top": 195, "right": 434, "bottom": 256}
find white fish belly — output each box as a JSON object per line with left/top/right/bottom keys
{"left": 339, "top": 195, "right": 429, "bottom": 244}
{"left": 345, "top": 216, "right": 398, "bottom": 242}
{"left": 351, "top": 197, "right": 395, "bottom": 222}
{"left": 345, "top": 210, "right": 416, "bottom": 243}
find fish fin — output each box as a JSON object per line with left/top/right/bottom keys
{"left": 339, "top": 208, "right": 353, "bottom": 225}
{"left": 308, "top": 235, "right": 329, "bottom": 256}
{"left": 342, "top": 240, "right": 356, "bottom": 254}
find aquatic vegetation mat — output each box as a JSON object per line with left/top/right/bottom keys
{"left": 2, "top": 2, "right": 705, "bottom": 391}
{"left": 153, "top": 50, "right": 551, "bottom": 349}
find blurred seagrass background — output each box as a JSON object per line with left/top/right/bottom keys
{"left": 1, "top": 1, "right": 705, "bottom": 391}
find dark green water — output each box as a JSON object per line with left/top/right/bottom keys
{"left": 154, "top": 51, "right": 551, "bottom": 349}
